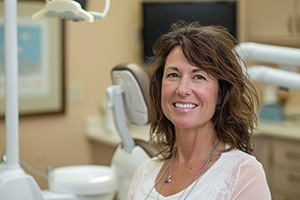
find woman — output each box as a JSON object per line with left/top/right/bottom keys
{"left": 127, "top": 21, "right": 271, "bottom": 199}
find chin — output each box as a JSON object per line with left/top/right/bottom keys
{"left": 173, "top": 121, "right": 196, "bottom": 129}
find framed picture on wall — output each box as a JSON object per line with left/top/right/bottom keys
{"left": 0, "top": 1, "right": 65, "bottom": 116}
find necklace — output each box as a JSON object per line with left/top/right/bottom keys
{"left": 144, "top": 140, "right": 221, "bottom": 200}
{"left": 164, "top": 158, "right": 188, "bottom": 184}
{"left": 164, "top": 143, "right": 216, "bottom": 184}
{"left": 178, "top": 141, "right": 221, "bottom": 199}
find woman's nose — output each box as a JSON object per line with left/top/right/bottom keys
{"left": 176, "top": 78, "right": 192, "bottom": 97}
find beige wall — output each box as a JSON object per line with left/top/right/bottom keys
{"left": 0, "top": 0, "right": 143, "bottom": 189}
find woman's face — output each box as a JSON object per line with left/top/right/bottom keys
{"left": 161, "top": 46, "right": 219, "bottom": 130}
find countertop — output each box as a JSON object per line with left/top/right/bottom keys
{"left": 255, "top": 119, "right": 300, "bottom": 140}
{"left": 86, "top": 116, "right": 150, "bottom": 146}
{"left": 86, "top": 115, "right": 300, "bottom": 146}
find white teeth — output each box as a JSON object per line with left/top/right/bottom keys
{"left": 175, "top": 103, "right": 196, "bottom": 109}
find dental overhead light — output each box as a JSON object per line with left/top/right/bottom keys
{"left": 236, "top": 42, "right": 300, "bottom": 90}
{"left": 31, "top": 0, "right": 110, "bottom": 23}
{"left": 236, "top": 42, "right": 300, "bottom": 120}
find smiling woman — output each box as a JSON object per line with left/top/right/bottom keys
{"left": 161, "top": 46, "right": 219, "bottom": 130}
{"left": 127, "top": 21, "right": 271, "bottom": 200}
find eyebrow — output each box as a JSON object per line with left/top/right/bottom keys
{"left": 192, "top": 68, "right": 204, "bottom": 73}
{"left": 165, "top": 66, "right": 178, "bottom": 72}
{"left": 165, "top": 66, "right": 205, "bottom": 73}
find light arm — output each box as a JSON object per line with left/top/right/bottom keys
{"left": 31, "top": 0, "right": 110, "bottom": 23}
{"left": 247, "top": 66, "right": 300, "bottom": 90}
{"left": 236, "top": 42, "right": 300, "bottom": 67}
{"left": 89, "top": 0, "right": 110, "bottom": 19}
{"left": 236, "top": 42, "right": 300, "bottom": 90}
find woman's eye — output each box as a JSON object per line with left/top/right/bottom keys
{"left": 194, "top": 74, "right": 206, "bottom": 80}
{"left": 166, "top": 73, "right": 179, "bottom": 78}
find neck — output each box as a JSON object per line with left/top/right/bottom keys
{"left": 175, "top": 131, "right": 219, "bottom": 165}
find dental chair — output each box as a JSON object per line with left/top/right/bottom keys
{"left": 106, "top": 63, "right": 158, "bottom": 200}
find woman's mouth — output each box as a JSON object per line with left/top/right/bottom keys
{"left": 173, "top": 103, "right": 197, "bottom": 109}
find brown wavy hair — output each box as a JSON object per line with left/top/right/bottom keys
{"left": 149, "top": 21, "right": 260, "bottom": 159}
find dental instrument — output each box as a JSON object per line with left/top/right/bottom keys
{"left": 0, "top": 0, "right": 45, "bottom": 199}
{"left": 106, "top": 63, "right": 158, "bottom": 200}
{"left": 236, "top": 42, "right": 300, "bottom": 90}
{"left": 31, "top": 0, "right": 110, "bottom": 23}
{"left": 236, "top": 42, "right": 300, "bottom": 120}
{"left": 106, "top": 63, "right": 151, "bottom": 153}
{"left": 0, "top": 0, "right": 111, "bottom": 200}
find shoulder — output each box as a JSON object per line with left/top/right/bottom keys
{"left": 139, "top": 156, "right": 162, "bottom": 169}
{"left": 232, "top": 150, "right": 267, "bottom": 180}
{"left": 227, "top": 150, "right": 271, "bottom": 199}
{"left": 134, "top": 156, "right": 163, "bottom": 178}
{"left": 225, "top": 148, "right": 261, "bottom": 165}
{"left": 224, "top": 148, "right": 264, "bottom": 175}
{"left": 127, "top": 157, "right": 163, "bottom": 199}
{"left": 214, "top": 148, "right": 263, "bottom": 178}
{"left": 211, "top": 149, "right": 271, "bottom": 199}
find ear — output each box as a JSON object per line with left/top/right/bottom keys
{"left": 215, "top": 104, "right": 220, "bottom": 112}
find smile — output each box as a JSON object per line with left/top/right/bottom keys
{"left": 174, "top": 103, "right": 197, "bottom": 109}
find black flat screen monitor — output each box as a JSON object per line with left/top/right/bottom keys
{"left": 142, "top": 1, "right": 237, "bottom": 63}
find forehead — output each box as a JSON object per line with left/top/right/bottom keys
{"left": 164, "top": 46, "right": 206, "bottom": 72}
{"left": 165, "top": 46, "right": 193, "bottom": 68}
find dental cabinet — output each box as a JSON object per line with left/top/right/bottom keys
{"left": 253, "top": 122, "right": 300, "bottom": 200}
{"left": 240, "top": 0, "right": 300, "bottom": 46}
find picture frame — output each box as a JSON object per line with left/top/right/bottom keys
{"left": 0, "top": 1, "right": 65, "bottom": 116}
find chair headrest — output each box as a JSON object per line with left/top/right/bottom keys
{"left": 111, "top": 63, "right": 150, "bottom": 125}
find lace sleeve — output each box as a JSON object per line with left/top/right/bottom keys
{"left": 231, "top": 159, "right": 272, "bottom": 200}
{"left": 126, "top": 158, "right": 156, "bottom": 200}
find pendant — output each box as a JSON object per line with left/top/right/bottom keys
{"left": 165, "top": 175, "right": 172, "bottom": 184}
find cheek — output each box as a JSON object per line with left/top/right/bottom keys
{"left": 161, "top": 80, "right": 173, "bottom": 98}
{"left": 198, "top": 86, "right": 219, "bottom": 107}
{"left": 161, "top": 84, "right": 170, "bottom": 107}
{"left": 161, "top": 82, "right": 175, "bottom": 114}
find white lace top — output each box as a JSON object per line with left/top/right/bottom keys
{"left": 127, "top": 148, "right": 271, "bottom": 200}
